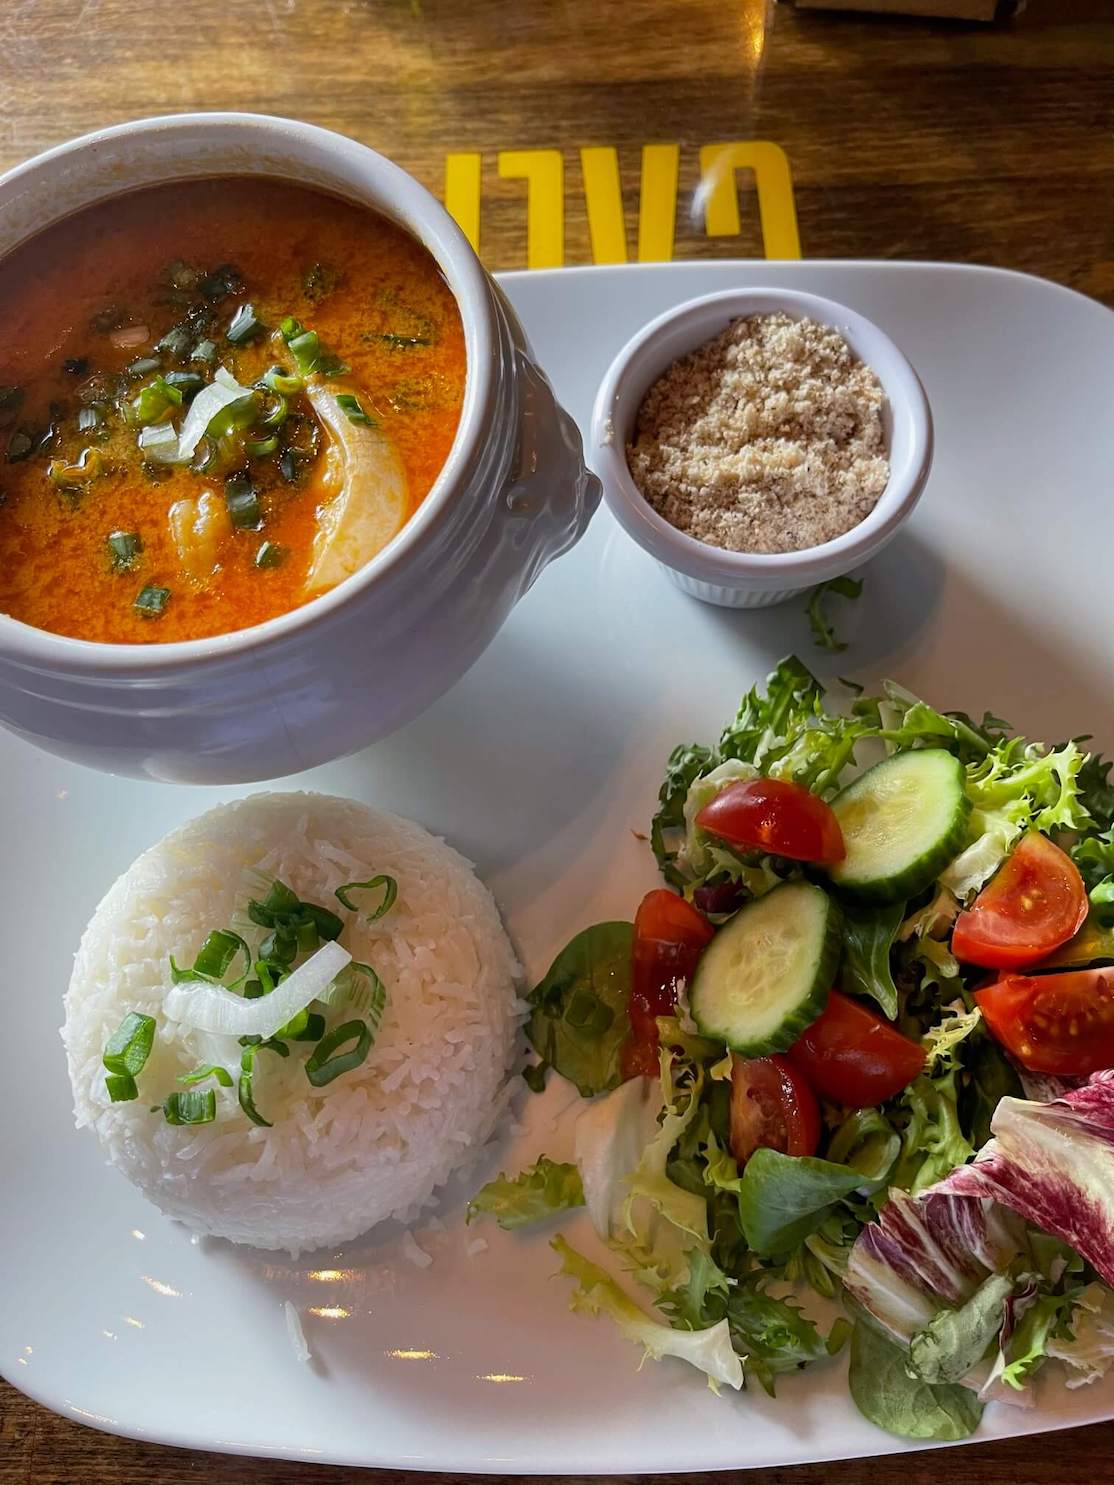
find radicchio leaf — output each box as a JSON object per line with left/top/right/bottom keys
{"left": 946, "top": 1071, "right": 1114, "bottom": 1287}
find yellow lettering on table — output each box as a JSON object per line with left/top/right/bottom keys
{"left": 697, "top": 142, "right": 801, "bottom": 259}
{"left": 637, "top": 143, "right": 680, "bottom": 262}
{"left": 444, "top": 152, "right": 482, "bottom": 253}
{"left": 497, "top": 149, "right": 564, "bottom": 269}
{"left": 579, "top": 147, "right": 627, "bottom": 264}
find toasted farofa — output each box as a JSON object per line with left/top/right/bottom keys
{"left": 627, "top": 312, "right": 889, "bottom": 554}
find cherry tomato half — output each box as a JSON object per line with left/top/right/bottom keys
{"left": 621, "top": 889, "right": 715, "bottom": 1079}
{"left": 786, "top": 990, "right": 925, "bottom": 1107}
{"left": 952, "top": 832, "right": 1088, "bottom": 971}
{"left": 696, "top": 778, "right": 845, "bottom": 865}
{"left": 975, "top": 968, "right": 1114, "bottom": 1075}
{"left": 729, "top": 1053, "right": 821, "bottom": 1165}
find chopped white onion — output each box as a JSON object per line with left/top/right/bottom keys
{"left": 109, "top": 323, "right": 149, "bottom": 349}
{"left": 163, "top": 940, "right": 351, "bottom": 1040}
{"left": 137, "top": 422, "right": 180, "bottom": 464}
{"left": 175, "top": 367, "right": 255, "bottom": 461}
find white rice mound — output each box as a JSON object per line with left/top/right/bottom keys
{"left": 62, "top": 792, "right": 522, "bottom": 1255}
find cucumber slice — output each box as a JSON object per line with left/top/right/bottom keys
{"left": 827, "top": 748, "right": 970, "bottom": 903}
{"left": 690, "top": 880, "right": 840, "bottom": 1055}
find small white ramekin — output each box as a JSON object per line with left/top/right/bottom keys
{"left": 589, "top": 287, "right": 933, "bottom": 608}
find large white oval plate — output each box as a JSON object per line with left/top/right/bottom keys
{"left": 3, "top": 261, "right": 1113, "bottom": 1471}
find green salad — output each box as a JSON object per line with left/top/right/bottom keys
{"left": 470, "top": 657, "right": 1114, "bottom": 1440}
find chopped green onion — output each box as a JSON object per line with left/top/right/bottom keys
{"left": 168, "top": 954, "right": 196, "bottom": 985}
{"left": 281, "top": 317, "right": 348, "bottom": 377}
{"left": 274, "top": 1008, "right": 326, "bottom": 1041}
{"left": 48, "top": 447, "right": 104, "bottom": 489}
{"left": 89, "top": 305, "right": 128, "bottom": 334}
{"left": 190, "top": 437, "right": 216, "bottom": 474}
{"left": 107, "top": 530, "right": 142, "bottom": 571}
{"left": 106, "top": 1073, "right": 139, "bottom": 1102}
{"left": 177, "top": 1064, "right": 234, "bottom": 1088}
{"left": 261, "top": 367, "right": 304, "bottom": 396}
{"left": 246, "top": 433, "right": 279, "bottom": 458}
{"left": 227, "top": 303, "right": 265, "bottom": 346}
{"left": 323, "top": 961, "right": 387, "bottom": 1025}
{"left": 7, "top": 429, "right": 34, "bottom": 462}
{"left": 296, "top": 917, "right": 319, "bottom": 954}
{"left": 103, "top": 1011, "right": 157, "bottom": 1078}
{"left": 305, "top": 903, "right": 344, "bottom": 941}
{"left": 130, "top": 375, "right": 183, "bottom": 426}
{"left": 238, "top": 1034, "right": 290, "bottom": 1057}
{"left": 302, "top": 261, "right": 338, "bottom": 302}
{"left": 260, "top": 393, "right": 288, "bottom": 430}
{"left": 335, "top": 393, "right": 376, "bottom": 427}
{"left": 286, "top": 330, "right": 322, "bottom": 376}
{"left": 193, "top": 929, "right": 252, "bottom": 985}
{"left": 237, "top": 1045, "right": 272, "bottom": 1127}
{"left": 127, "top": 356, "right": 162, "bottom": 378}
{"left": 304, "top": 1019, "right": 373, "bottom": 1088}
{"left": 254, "top": 959, "right": 288, "bottom": 995}
{"left": 191, "top": 339, "right": 218, "bottom": 364}
{"left": 76, "top": 405, "right": 103, "bottom": 434}
{"left": 259, "top": 927, "right": 297, "bottom": 965}
{"left": 278, "top": 449, "right": 298, "bottom": 483}
{"left": 291, "top": 1011, "right": 326, "bottom": 1042}
{"left": 335, "top": 875, "right": 397, "bottom": 920}
{"left": 134, "top": 584, "right": 170, "bottom": 618}
{"left": 370, "top": 333, "right": 431, "bottom": 349}
{"left": 164, "top": 370, "right": 205, "bottom": 398}
{"left": 163, "top": 1089, "right": 217, "bottom": 1126}
{"left": 224, "top": 472, "right": 262, "bottom": 529}
{"left": 156, "top": 326, "right": 193, "bottom": 359}
{"left": 254, "top": 540, "right": 286, "bottom": 570}
{"left": 247, "top": 877, "right": 302, "bottom": 928}
{"left": 208, "top": 395, "right": 260, "bottom": 443}
{"left": 199, "top": 263, "right": 244, "bottom": 301}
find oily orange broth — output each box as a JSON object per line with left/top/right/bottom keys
{"left": 0, "top": 177, "right": 465, "bottom": 643}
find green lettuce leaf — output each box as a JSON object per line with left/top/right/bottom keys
{"left": 738, "top": 1149, "right": 870, "bottom": 1257}
{"left": 959, "top": 1034, "right": 1024, "bottom": 1149}
{"left": 573, "top": 1075, "right": 663, "bottom": 1238}
{"left": 940, "top": 740, "right": 1092, "bottom": 901}
{"left": 525, "top": 922, "right": 633, "bottom": 1096}
{"left": 725, "top": 1284, "right": 829, "bottom": 1396}
{"left": 908, "top": 1272, "right": 1014, "bottom": 1385}
{"left": 848, "top": 1316, "right": 984, "bottom": 1440}
{"left": 999, "top": 1289, "right": 1078, "bottom": 1391}
{"left": 652, "top": 741, "right": 718, "bottom": 888}
{"left": 550, "top": 1235, "right": 744, "bottom": 1391}
{"left": 840, "top": 900, "right": 904, "bottom": 1019}
{"left": 467, "top": 1156, "right": 584, "bottom": 1231}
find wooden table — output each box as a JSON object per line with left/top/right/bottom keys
{"left": 2, "top": 1, "right": 1112, "bottom": 1481}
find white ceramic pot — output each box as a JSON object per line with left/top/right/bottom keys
{"left": 0, "top": 114, "right": 599, "bottom": 782}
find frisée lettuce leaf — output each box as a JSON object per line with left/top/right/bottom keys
{"left": 550, "top": 1235, "right": 744, "bottom": 1391}
{"left": 467, "top": 1157, "right": 584, "bottom": 1230}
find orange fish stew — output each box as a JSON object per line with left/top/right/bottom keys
{"left": 0, "top": 178, "right": 466, "bottom": 643}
